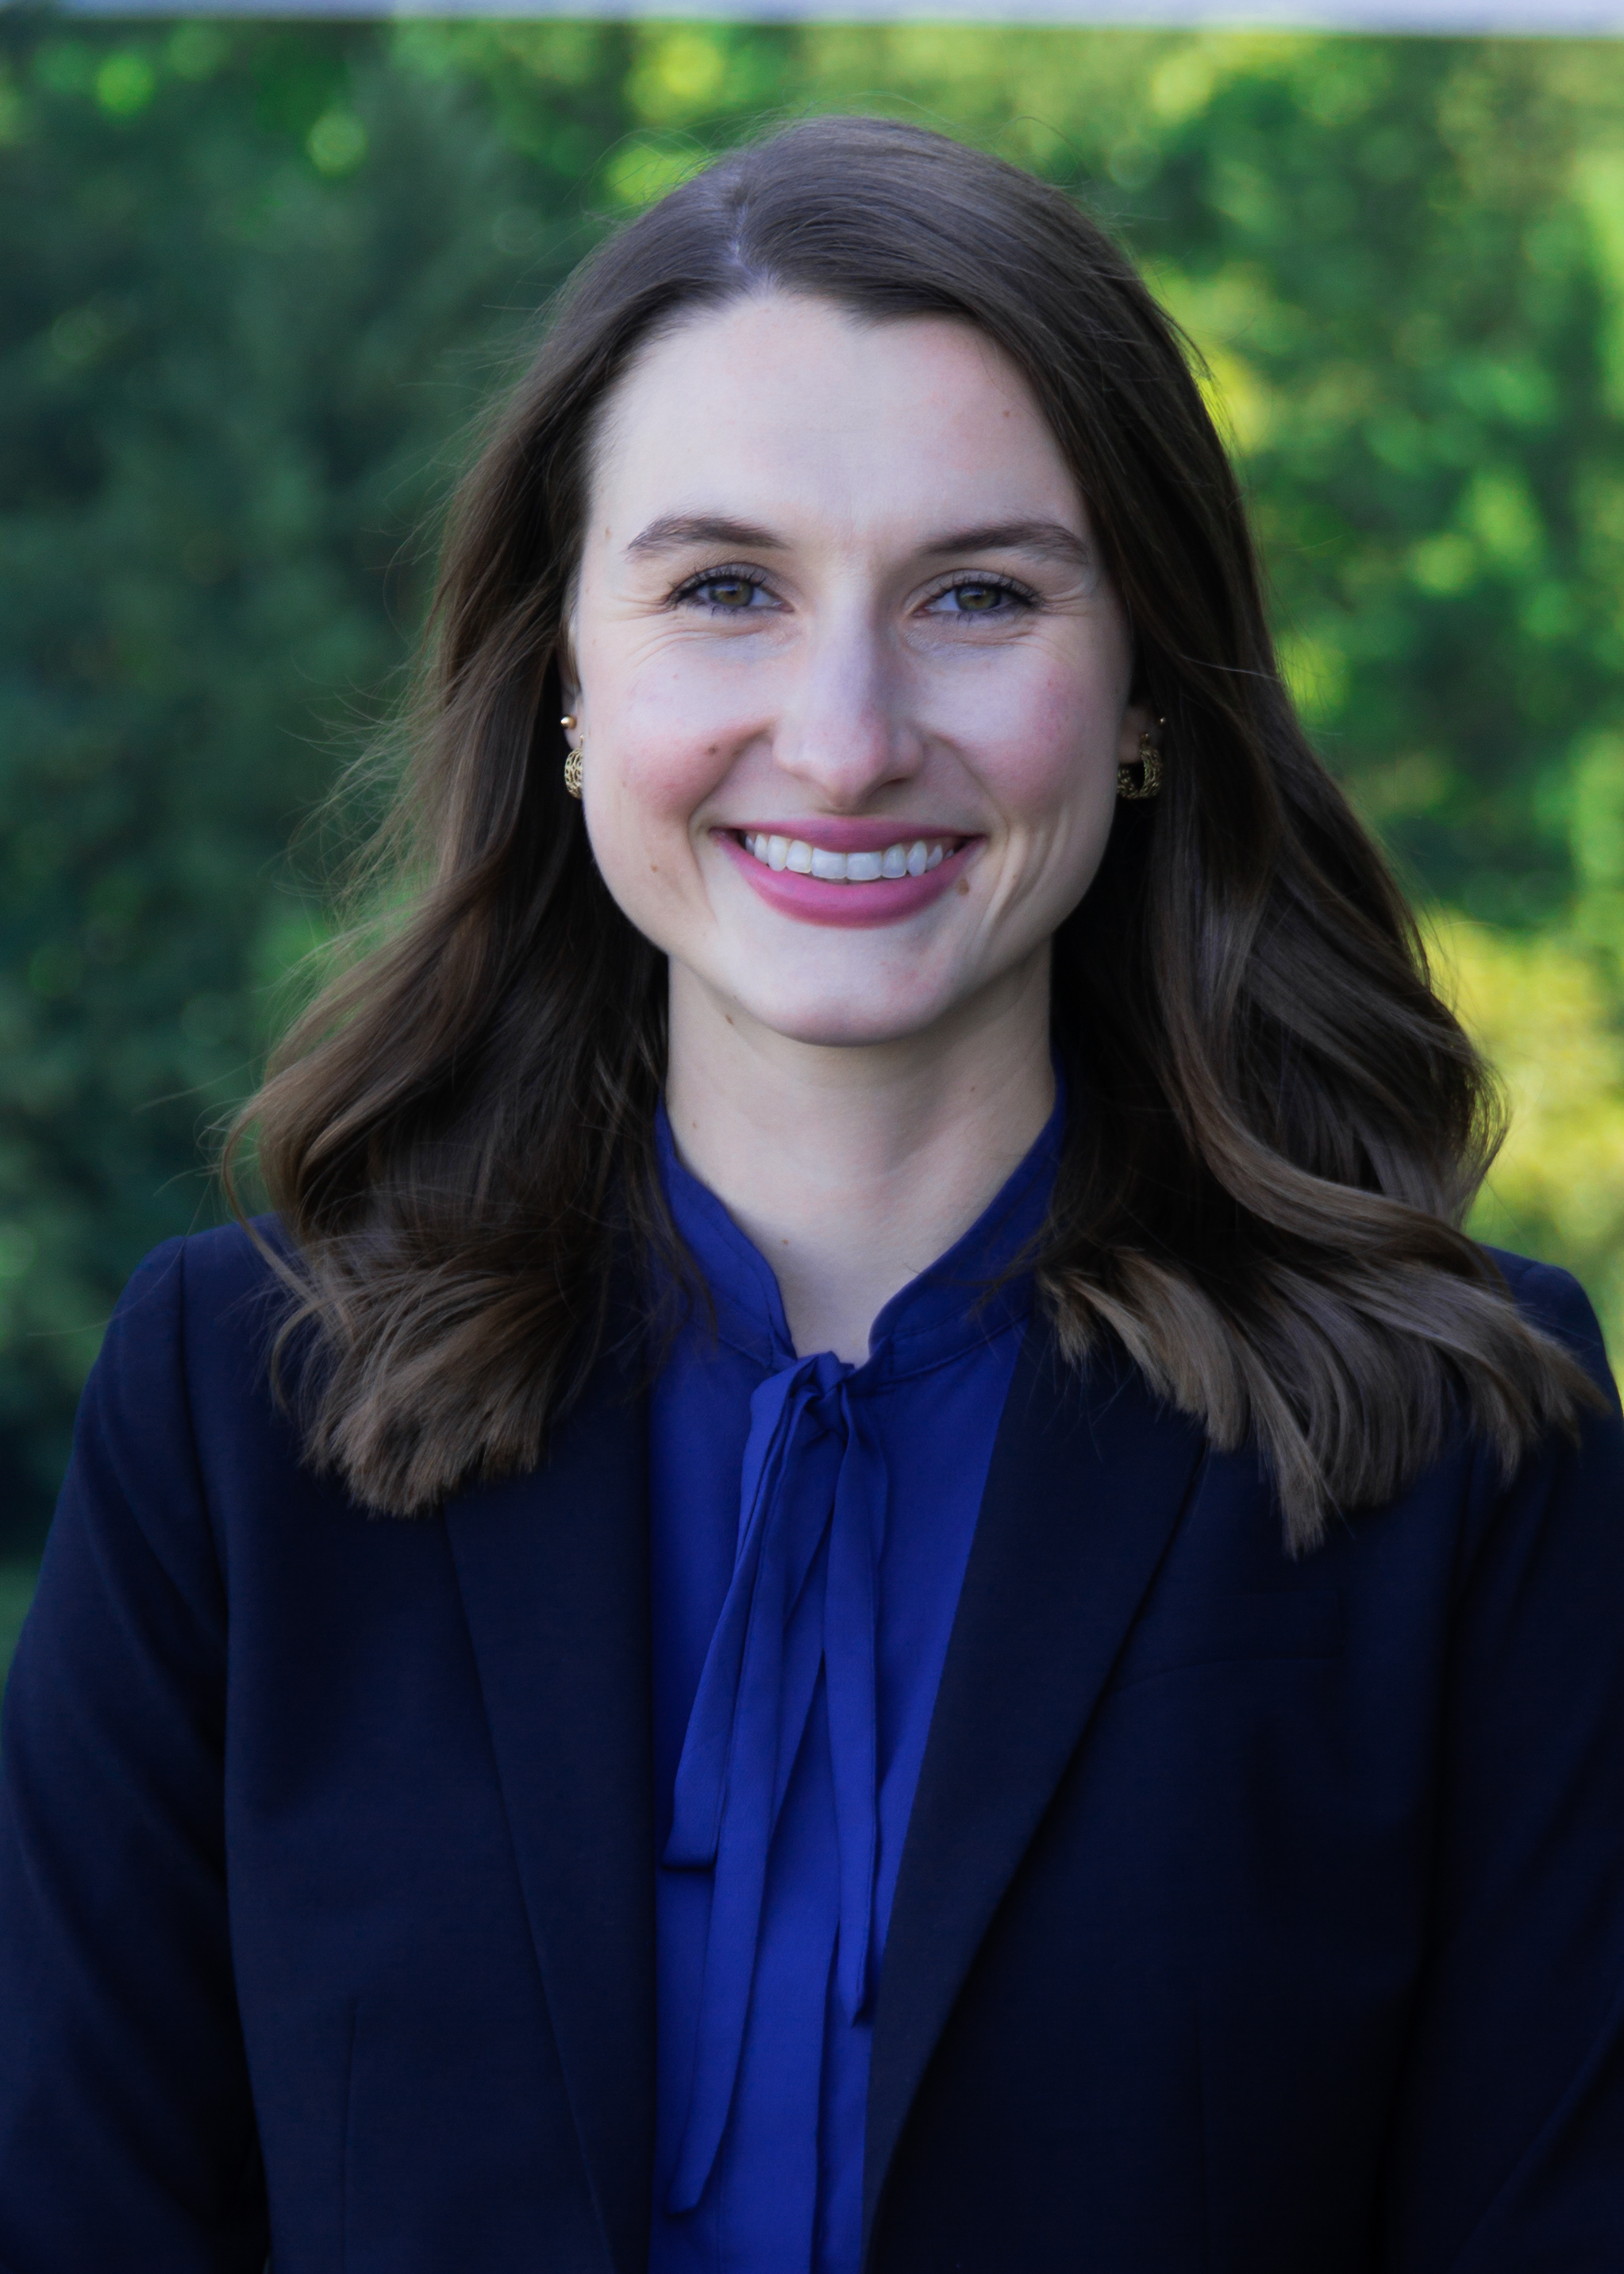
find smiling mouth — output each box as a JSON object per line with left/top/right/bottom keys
{"left": 736, "top": 830, "right": 964, "bottom": 883}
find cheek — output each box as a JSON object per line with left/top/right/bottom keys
{"left": 614, "top": 743, "right": 719, "bottom": 831}
{"left": 583, "top": 733, "right": 728, "bottom": 953}
{"left": 593, "top": 637, "right": 745, "bottom": 830}
{"left": 989, "top": 679, "right": 1120, "bottom": 835}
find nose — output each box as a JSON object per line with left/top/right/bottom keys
{"left": 769, "top": 609, "right": 923, "bottom": 811}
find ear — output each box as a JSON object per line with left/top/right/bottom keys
{"left": 553, "top": 640, "right": 581, "bottom": 720}
{"left": 1115, "top": 700, "right": 1160, "bottom": 770}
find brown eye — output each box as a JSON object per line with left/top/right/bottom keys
{"left": 695, "top": 577, "right": 760, "bottom": 610}
{"left": 927, "top": 579, "right": 1031, "bottom": 617}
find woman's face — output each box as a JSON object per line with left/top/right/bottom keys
{"left": 568, "top": 293, "right": 1150, "bottom": 1051}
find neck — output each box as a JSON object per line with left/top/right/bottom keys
{"left": 664, "top": 956, "right": 1056, "bottom": 1364}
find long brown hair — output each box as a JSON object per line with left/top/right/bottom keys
{"left": 229, "top": 114, "right": 1595, "bottom": 1550}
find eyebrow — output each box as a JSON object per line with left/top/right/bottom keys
{"left": 920, "top": 520, "right": 1095, "bottom": 571}
{"left": 625, "top": 514, "right": 786, "bottom": 558}
{"left": 622, "top": 511, "right": 1094, "bottom": 571}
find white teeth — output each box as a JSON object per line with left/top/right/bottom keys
{"left": 741, "top": 832, "right": 957, "bottom": 881}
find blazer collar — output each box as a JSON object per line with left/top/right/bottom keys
{"left": 863, "top": 1320, "right": 1207, "bottom": 2258}
{"left": 444, "top": 1345, "right": 654, "bottom": 2274}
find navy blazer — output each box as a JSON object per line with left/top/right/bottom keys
{"left": 2, "top": 1223, "right": 1623, "bottom": 2272}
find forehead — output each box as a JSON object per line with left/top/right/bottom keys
{"left": 587, "top": 293, "right": 1082, "bottom": 538}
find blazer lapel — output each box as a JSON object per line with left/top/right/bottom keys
{"left": 864, "top": 1323, "right": 1207, "bottom": 2253}
{"left": 445, "top": 1347, "right": 653, "bottom": 2274}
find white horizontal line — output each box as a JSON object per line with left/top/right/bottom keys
{"left": 53, "top": 0, "right": 1624, "bottom": 27}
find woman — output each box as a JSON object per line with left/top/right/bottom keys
{"left": 2, "top": 115, "right": 1621, "bottom": 2273}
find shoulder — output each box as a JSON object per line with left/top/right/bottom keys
{"left": 84, "top": 1218, "right": 305, "bottom": 1522}
{"left": 1440, "top": 1249, "right": 1624, "bottom": 1613}
{"left": 1482, "top": 1246, "right": 1618, "bottom": 1404}
{"left": 99, "top": 1217, "right": 291, "bottom": 1394}
{"left": 118, "top": 1214, "right": 291, "bottom": 1310}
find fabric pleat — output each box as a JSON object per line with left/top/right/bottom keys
{"left": 664, "top": 1350, "right": 886, "bottom": 2214}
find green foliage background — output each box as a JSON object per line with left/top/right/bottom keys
{"left": 6, "top": 17, "right": 1624, "bottom": 1618}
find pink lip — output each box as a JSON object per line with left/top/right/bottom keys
{"left": 715, "top": 828, "right": 976, "bottom": 929}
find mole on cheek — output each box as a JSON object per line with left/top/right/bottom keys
{"left": 956, "top": 877, "right": 971, "bottom": 895}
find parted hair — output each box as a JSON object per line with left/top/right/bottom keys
{"left": 229, "top": 114, "right": 1596, "bottom": 1550}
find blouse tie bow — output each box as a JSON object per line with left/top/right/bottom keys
{"left": 663, "top": 1348, "right": 884, "bottom": 2214}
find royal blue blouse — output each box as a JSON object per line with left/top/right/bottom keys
{"left": 645, "top": 1095, "right": 1063, "bottom": 2274}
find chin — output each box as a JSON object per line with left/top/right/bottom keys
{"left": 729, "top": 979, "right": 961, "bottom": 1052}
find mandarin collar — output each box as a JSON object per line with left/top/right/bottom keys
{"left": 654, "top": 1074, "right": 1064, "bottom": 1389}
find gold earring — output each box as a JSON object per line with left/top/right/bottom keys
{"left": 1117, "top": 721, "right": 1164, "bottom": 802}
{"left": 560, "top": 716, "right": 583, "bottom": 800}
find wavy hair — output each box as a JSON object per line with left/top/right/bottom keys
{"left": 229, "top": 114, "right": 1596, "bottom": 1549}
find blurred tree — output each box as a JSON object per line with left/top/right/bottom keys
{"left": 0, "top": 13, "right": 633, "bottom": 1540}
{"left": 1440, "top": 910, "right": 1624, "bottom": 1333}
{"left": 3, "top": 16, "right": 1624, "bottom": 1579}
